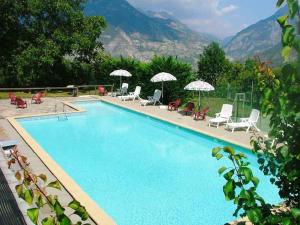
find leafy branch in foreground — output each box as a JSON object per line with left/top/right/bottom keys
{"left": 213, "top": 146, "right": 300, "bottom": 224}
{"left": 8, "top": 148, "right": 90, "bottom": 225}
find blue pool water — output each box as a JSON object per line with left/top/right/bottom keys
{"left": 18, "top": 101, "right": 280, "bottom": 225}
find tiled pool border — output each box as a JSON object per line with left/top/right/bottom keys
{"left": 7, "top": 97, "right": 252, "bottom": 225}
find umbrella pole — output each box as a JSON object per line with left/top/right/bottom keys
{"left": 199, "top": 91, "right": 201, "bottom": 110}
{"left": 162, "top": 81, "right": 164, "bottom": 101}
{"left": 120, "top": 77, "right": 122, "bottom": 89}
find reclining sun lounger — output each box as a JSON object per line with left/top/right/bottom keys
{"left": 0, "top": 140, "right": 18, "bottom": 157}
{"left": 209, "top": 104, "right": 233, "bottom": 128}
{"left": 226, "top": 109, "right": 260, "bottom": 133}
{"left": 119, "top": 86, "right": 141, "bottom": 101}
{"left": 140, "top": 89, "right": 162, "bottom": 106}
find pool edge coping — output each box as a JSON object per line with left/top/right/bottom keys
{"left": 7, "top": 100, "right": 116, "bottom": 225}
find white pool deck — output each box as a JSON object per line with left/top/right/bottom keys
{"left": 0, "top": 95, "right": 259, "bottom": 225}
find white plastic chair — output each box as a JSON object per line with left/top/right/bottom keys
{"left": 226, "top": 109, "right": 260, "bottom": 132}
{"left": 140, "top": 89, "right": 162, "bottom": 106}
{"left": 119, "top": 86, "right": 141, "bottom": 101}
{"left": 209, "top": 104, "right": 233, "bottom": 128}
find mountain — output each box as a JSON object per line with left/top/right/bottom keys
{"left": 84, "top": 0, "right": 216, "bottom": 65}
{"left": 224, "top": 6, "right": 288, "bottom": 66}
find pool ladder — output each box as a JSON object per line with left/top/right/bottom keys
{"left": 57, "top": 102, "right": 68, "bottom": 121}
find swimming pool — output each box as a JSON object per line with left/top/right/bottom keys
{"left": 18, "top": 101, "right": 280, "bottom": 225}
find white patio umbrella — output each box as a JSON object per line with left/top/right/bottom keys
{"left": 184, "top": 80, "right": 214, "bottom": 108}
{"left": 150, "top": 72, "right": 177, "bottom": 101}
{"left": 110, "top": 69, "right": 132, "bottom": 88}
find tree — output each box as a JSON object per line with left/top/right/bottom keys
{"left": 213, "top": 0, "right": 300, "bottom": 224}
{"left": 0, "top": 0, "right": 106, "bottom": 87}
{"left": 197, "top": 42, "right": 229, "bottom": 86}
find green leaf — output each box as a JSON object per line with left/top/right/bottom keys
{"left": 257, "top": 158, "right": 265, "bottom": 165}
{"left": 74, "top": 206, "right": 89, "bottom": 221}
{"left": 246, "top": 208, "right": 263, "bottom": 223}
{"left": 223, "top": 169, "right": 234, "bottom": 181}
{"left": 282, "top": 46, "right": 292, "bottom": 60}
{"left": 280, "top": 146, "right": 289, "bottom": 158}
{"left": 282, "top": 25, "right": 295, "bottom": 45}
{"left": 38, "top": 174, "right": 47, "bottom": 183}
{"left": 215, "top": 153, "right": 223, "bottom": 160}
{"left": 36, "top": 195, "right": 44, "bottom": 208}
{"left": 54, "top": 200, "right": 65, "bottom": 216}
{"left": 24, "top": 189, "right": 34, "bottom": 205}
{"left": 282, "top": 217, "right": 292, "bottom": 225}
{"left": 223, "top": 180, "right": 235, "bottom": 200}
{"left": 287, "top": 0, "right": 299, "bottom": 18}
{"left": 15, "top": 184, "right": 23, "bottom": 197}
{"left": 68, "top": 200, "right": 80, "bottom": 210}
{"left": 41, "top": 217, "right": 55, "bottom": 225}
{"left": 15, "top": 171, "right": 22, "bottom": 181}
{"left": 291, "top": 208, "right": 300, "bottom": 219}
{"left": 27, "top": 208, "right": 39, "bottom": 225}
{"left": 212, "top": 147, "right": 221, "bottom": 157}
{"left": 58, "top": 214, "right": 71, "bottom": 225}
{"left": 239, "top": 167, "right": 253, "bottom": 184}
{"left": 223, "top": 146, "right": 235, "bottom": 155}
{"left": 218, "top": 166, "right": 227, "bottom": 175}
{"left": 47, "top": 180, "right": 61, "bottom": 190}
{"left": 277, "top": 14, "right": 289, "bottom": 27}
{"left": 251, "top": 176, "right": 260, "bottom": 187}
{"left": 276, "top": 0, "right": 285, "bottom": 7}
{"left": 239, "top": 189, "right": 251, "bottom": 200}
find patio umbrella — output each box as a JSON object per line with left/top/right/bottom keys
{"left": 184, "top": 80, "right": 214, "bottom": 108}
{"left": 110, "top": 70, "right": 132, "bottom": 89}
{"left": 150, "top": 72, "right": 177, "bottom": 101}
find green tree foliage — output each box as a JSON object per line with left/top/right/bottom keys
{"left": 0, "top": 0, "right": 106, "bottom": 87}
{"left": 197, "top": 42, "right": 230, "bottom": 86}
{"left": 213, "top": 1, "right": 300, "bottom": 224}
{"left": 94, "top": 55, "right": 195, "bottom": 103}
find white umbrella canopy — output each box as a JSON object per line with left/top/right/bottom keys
{"left": 151, "top": 72, "right": 177, "bottom": 101}
{"left": 110, "top": 69, "right": 132, "bottom": 88}
{"left": 184, "top": 80, "right": 215, "bottom": 108}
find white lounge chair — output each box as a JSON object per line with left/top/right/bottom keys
{"left": 209, "top": 104, "right": 233, "bottom": 128}
{"left": 226, "top": 109, "right": 260, "bottom": 133}
{"left": 111, "top": 83, "right": 128, "bottom": 97}
{"left": 0, "top": 140, "right": 18, "bottom": 157}
{"left": 118, "top": 86, "right": 141, "bottom": 101}
{"left": 140, "top": 89, "right": 162, "bottom": 106}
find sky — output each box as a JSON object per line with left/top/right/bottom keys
{"left": 127, "top": 0, "right": 278, "bottom": 38}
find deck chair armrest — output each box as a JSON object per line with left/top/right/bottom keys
{"left": 215, "top": 113, "right": 221, "bottom": 117}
